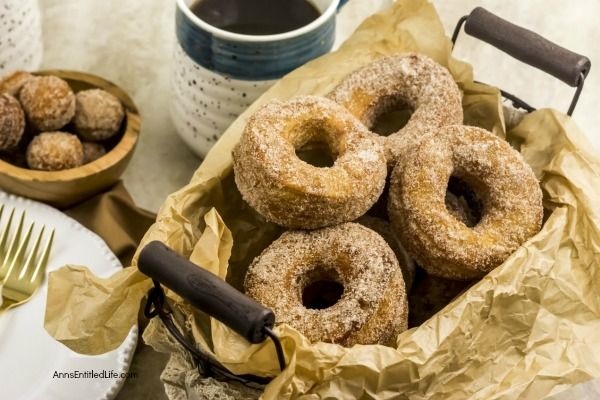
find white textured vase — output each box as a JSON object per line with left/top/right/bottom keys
{"left": 0, "top": 0, "right": 43, "bottom": 75}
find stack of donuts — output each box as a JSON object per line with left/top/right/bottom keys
{"left": 233, "top": 53, "right": 543, "bottom": 346}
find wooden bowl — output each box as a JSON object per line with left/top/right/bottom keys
{"left": 0, "top": 70, "right": 140, "bottom": 208}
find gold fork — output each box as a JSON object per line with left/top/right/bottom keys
{"left": 0, "top": 205, "right": 54, "bottom": 313}
{"left": 0, "top": 205, "right": 26, "bottom": 282}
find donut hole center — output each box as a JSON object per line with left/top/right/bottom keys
{"left": 292, "top": 123, "right": 342, "bottom": 168}
{"left": 445, "top": 175, "right": 484, "bottom": 227}
{"left": 369, "top": 95, "right": 414, "bottom": 137}
{"left": 295, "top": 140, "right": 336, "bottom": 168}
{"left": 301, "top": 268, "right": 344, "bottom": 310}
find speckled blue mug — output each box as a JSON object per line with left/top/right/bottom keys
{"left": 172, "top": 0, "right": 342, "bottom": 157}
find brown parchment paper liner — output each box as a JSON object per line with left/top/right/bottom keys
{"left": 45, "top": 0, "right": 600, "bottom": 398}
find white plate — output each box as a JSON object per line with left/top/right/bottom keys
{"left": 0, "top": 191, "right": 138, "bottom": 400}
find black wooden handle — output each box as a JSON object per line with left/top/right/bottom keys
{"left": 464, "top": 7, "right": 590, "bottom": 86}
{"left": 138, "top": 241, "right": 274, "bottom": 344}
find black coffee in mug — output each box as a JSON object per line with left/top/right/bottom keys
{"left": 190, "top": 0, "right": 321, "bottom": 35}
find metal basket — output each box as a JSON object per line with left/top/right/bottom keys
{"left": 139, "top": 6, "right": 591, "bottom": 393}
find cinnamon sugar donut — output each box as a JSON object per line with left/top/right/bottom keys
{"left": 233, "top": 96, "right": 387, "bottom": 229}
{"left": 404, "top": 192, "right": 479, "bottom": 326}
{"left": 328, "top": 54, "right": 463, "bottom": 166}
{"left": 388, "top": 125, "right": 543, "bottom": 280}
{"left": 244, "top": 223, "right": 408, "bottom": 346}
{"left": 356, "top": 215, "right": 415, "bottom": 290}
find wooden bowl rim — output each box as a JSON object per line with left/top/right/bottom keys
{"left": 0, "top": 70, "right": 140, "bottom": 182}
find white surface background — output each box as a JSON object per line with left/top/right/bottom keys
{"left": 38, "top": 0, "right": 600, "bottom": 212}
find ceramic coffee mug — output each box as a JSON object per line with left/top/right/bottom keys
{"left": 0, "top": 0, "right": 43, "bottom": 75}
{"left": 172, "top": 0, "right": 341, "bottom": 157}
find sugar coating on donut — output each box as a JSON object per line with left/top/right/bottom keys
{"left": 356, "top": 215, "right": 415, "bottom": 290}
{"left": 82, "top": 142, "right": 107, "bottom": 163}
{"left": 389, "top": 125, "right": 543, "bottom": 280}
{"left": 328, "top": 53, "right": 463, "bottom": 166}
{"left": 26, "top": 131, "right": 84, "bottom": 171}
{"left": 0, "top": 93, "right": 26, "bottom": 150}
{"left": 19, "top": 76, "right": 76, "bottom": 131}
{"left": 0, "top": 71, "right": 36, "bottom": 97}
{"left": 74, "top": 89, "right": 124, "bottom": 141}
{"left": 233, "top": 95, "right": 387, "bottom": 229}
{"left": 365, "top": 188, "right": 481, "bottom": 292}
{"left": 244, "top": 223, "right": 408, "bottom": 346}
{"left": 406, "top": 197, "right": 479, "bottom": 325}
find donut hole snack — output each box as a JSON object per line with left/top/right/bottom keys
{"left": 233, "top": 95, "right": 387, "bottom": 229}
{"left": 0, "top": 70, "right": 127, "bottom": 172}
{"left": 19, "top": 75, "right": 76, "bottom": 132}
{"left": 328, "top": 53, "right": 463, "bottom": 166}
{"left": 0, "top": 93, "right": 26, "bottom": 151}
{"left": 74, "top": 89, "right": 125, "bottom": 142}
{"left": 26, "top": 131, "right": 84, "bottom": 171}
{"left": 0, "top": 71, "right": 35, "bottom": 97}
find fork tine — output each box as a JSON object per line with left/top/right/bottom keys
{"left": 0, "top": 207, "right": 15, "bottom": 261}
{"left": 30, "top": 229, "right": 54, "bottom": 283}
{"left": 0, "top": 204, "right": 4, "bottom": 258}
{"left": 4, "top": 222, "right": 34, "bottom": 281}
{"left": 21, "top": 226, "right": 45, "bottom": 280}
{"left": 0, "top": 209, "right": 20, "bottom": 281}
{"left": 4, "top": 211, "right": 25, "bottom": 265}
